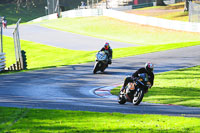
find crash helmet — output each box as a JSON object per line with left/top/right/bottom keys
{"left": 104, "top": 42, "right": 110, "bottom": 50}
{"left": 145, "top": 62, "right": 154, "bottom": 72}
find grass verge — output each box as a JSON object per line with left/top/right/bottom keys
{"left": 127, "top": 2, "right": 188, "bottom": 22}
{"left": 3, "top": 36, "right": 200, "bottom": 70}
{"left": 0, "top": 107, "right": 200, "bottom": 132}
{"left": 111, "top": 66, "right": 200, "bottom": 107}
{"left": 39, "top": 16, "right": 200, "bottom": 45}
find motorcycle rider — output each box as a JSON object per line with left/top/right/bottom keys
{"left": 2, "top": 17, "right": 7, "bottom": 29}
{"left": 121, "top": 62, "right": 154, "bottom": 93}
{"left": 100, "top": 42, "right": 113, "bottom": 64}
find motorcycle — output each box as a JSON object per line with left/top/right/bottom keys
{"left": 118, "top": 73, "right": 151, "bottom": 105}
{"left": 93, "top": 51, "right": 109, "bottom": 74}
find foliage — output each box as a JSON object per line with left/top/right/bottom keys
{"left": 156, "top": 0, "right": 166, "bottom": 6}
{"left": 0, "top": 2, "right": 46, "bottom": 25}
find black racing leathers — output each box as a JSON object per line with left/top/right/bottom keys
{"left": 122, "top": 67, "right": 154, "bottom": 90}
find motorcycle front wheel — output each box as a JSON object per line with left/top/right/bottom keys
{"left": 93, "top": 62, "right": 100, "bottom": 74}
{"left": 132, "top": 89, "right": 144, "bottom": 105}
{"left": 118, "top": 92, "right": 126, "bottom": 104}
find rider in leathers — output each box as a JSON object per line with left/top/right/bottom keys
{"left": 100, "top": 42, "right": 113, "bottom": 64}
{"left": 121, "top": 63, "right": 154, "bottom": 93}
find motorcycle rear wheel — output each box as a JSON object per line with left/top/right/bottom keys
{"left": 132, "top": 89, "right": 144, "bottom": 105}
{"left": 101, "top": 66, "right": 107, "bottom": 72}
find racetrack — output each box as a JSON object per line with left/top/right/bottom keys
{"left": 3, "top": 24, "right": 136, "bottom": 51}
{"left": 0, "top": 43, "right": 200, "bottom": 117}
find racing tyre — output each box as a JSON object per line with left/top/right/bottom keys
{"left": 93, "top": 62, "right": 99, "bottom": 74}
{"left": 118, "top": 93, "right": 126, "bottom": 104}
{"left": 132, "top": 89, "right": 144, "bottom": 105}
{"left": 101, "top": 66, "right": 106, "bottom": 72}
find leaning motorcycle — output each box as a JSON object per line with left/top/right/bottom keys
{"left": 118, "top": 73, "right": 151, "bottom": 105}
{"left": 93, "top": 51, "right": 109, "bottom": 74}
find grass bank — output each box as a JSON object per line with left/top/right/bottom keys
{"left": 0, "top": 107, "right": 200, "bottom": 132}
{"left": 3, "top": 36, "right": 200, "bottom": 70}
{"left": 127, "top": 2, "right": 188, "bottom": 22}
{"left": 40, "top": 16, "right": 200, "bottom": 45}
{"left": 111, "top": 65, "right": 200, "bottom": 107}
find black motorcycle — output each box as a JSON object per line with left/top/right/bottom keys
{"left": 118, "top": 73, "right": 151, "bottom": 105}
{"left": 93, "top": 51, "right": 109, "bottom": 74}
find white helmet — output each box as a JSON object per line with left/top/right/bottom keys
{"left": 145, "top": 62, "right": 154, "bottom": 72}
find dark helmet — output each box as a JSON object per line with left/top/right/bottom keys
{"left": 104, "top": 42, "right": 110, "bottom": 50}
{"left": 145, "top": 62, "right": 154, "bottom": 72}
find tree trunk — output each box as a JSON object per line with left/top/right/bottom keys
{"left": 185, "top": 0, "right": 192, "bottom": 11}
{"left": 156, "top": 0, "right": 166, "bottom": 6}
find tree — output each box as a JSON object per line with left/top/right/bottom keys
{"left": 15, "top": 0, "right": 45, "bottom": 11}
{"left": 16, "top": 0, "right": 35, "bottom": 11}
{"left": 0, "top": 0, "right": 14, "bottom": 4}
{"left": 184, "top": 0, "right": 192, "bottom": 11}
{"left": 156, "top": 0, "right": 166, "bottom": 6}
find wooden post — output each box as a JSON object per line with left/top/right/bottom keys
{"left": 16, "top": 61, "right": 20, "bottom": 70}
{"left": 10, "top": 66, "right": 12, "bottom": 71}
{"left": 19, "top": 58, "right": 23, "bottom": 70}
{"left": 13, "top": 64, "right": 16, "bottom": 70}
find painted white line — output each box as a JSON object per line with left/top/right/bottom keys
{"left": 91, "top": 84, "right": 121, "bottom": 98}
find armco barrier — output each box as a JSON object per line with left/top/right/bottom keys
{"left": 31, "top": 9, "right": 200, "bottom": 33}
{"left": 62, "top": 9, "right": 103, "bottom": 18}
{"left": 0, "top": 53, "right": 6, "bottom": 72}
{"left": 31, "top": 9, "right": 103, "bottom": 22}
{"left": 30, "top": 13, "right": 58, "bottom": 22}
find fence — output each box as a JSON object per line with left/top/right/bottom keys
{"left": 189, "top": 1, "right": 200, "bottom": 23}
{"left": 0, "top": 17, "right": 3, "bottom": 53}
{"left": 10, "top": 18, "right": 24, "bottom": 70}
{"left": 0, "top": 53, "right": 5, "bottom": 72}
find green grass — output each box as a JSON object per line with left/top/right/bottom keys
{"left": 3, "top": 36, "right": 96, "bottom": 69}
{"left": 130, "top": 10, "right": 189, "bottom": 22}
{"left": 0, "top": 107, "right": 200, "bottom": 132}
{"left": 128, "top": 2, "right": 188, "bottom": 22}
{"left": 135, "top": 2, "right": 185, "bottom": 11}
{"left": 111, "top": 65, "right": 200, "bottom": 107}
{"left": 40, "top": 16, "right": 200, "bottom": 45}
{"left": 3, "top": 36, "right": 200, "bottom": 70}
{"left": 155, "top": 11, "right": 188, "bottom": 22}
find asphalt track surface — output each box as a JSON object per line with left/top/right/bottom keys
{"left": 1, "top": 24, "right": 200, "bottom": 117}
{"left": 3, "top": 24, "right": 136, "bottom": 51}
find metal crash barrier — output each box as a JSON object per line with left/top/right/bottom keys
{"left": 0, "top": 53, "right": 5, "bottom": 72}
